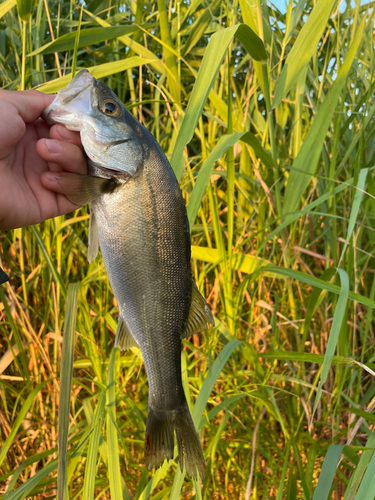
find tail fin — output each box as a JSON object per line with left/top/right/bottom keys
{"left": 145, "top": 403, "right": 205, "bottom": 480}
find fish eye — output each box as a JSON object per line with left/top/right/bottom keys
{"left": 100, "top": 99, "right": 121, "bottom": 116}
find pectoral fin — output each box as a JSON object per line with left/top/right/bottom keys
{"left": 181, "top": 280, "right": 215, "bottom": 339}
{"left": 87, "top": 211, "right": 99, "bottom": 263}
{"left": 56, "top": 173, "right": 119, "bottom": 206}
{"left": 115, "top": 317, "right": 139, "bottom": 350}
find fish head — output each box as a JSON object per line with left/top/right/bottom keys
{"left": 42, "top": 69, "right": 145, "bottom": 177}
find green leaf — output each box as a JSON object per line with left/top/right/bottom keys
{"left": 234, "top": 23, "right": 267, "bottom": 61}
{"left": 345, "top": 432, "right": 375, "bottom": 499}
{"left": 16, "top": 0, "right": 32, "bottom": 23}
{"left": 192, "top": 339, "right": 242, "bottom": 425}
{"left": 191, "top": 245, "right": 268, "bottom": 274}
{"left": 0, "top": 0, "right": 16, "bottom": 20}
{"left": 171, "top": 24, "right": 267, "bottom": 179}
{"left": 313, "top": 269, "right": 349, "bottom": 415}
{"left": 82, "top": 393, "right": 106, "bottom": 500}
{"left": 58, "top": 283, "right": 79, "bottom": 500}
{"left": 157, "top": 0, "right": 180, "bottom": 103}
{"left": 338, "top": 167, "right": 368, "bottom": 263}
{"left": 264, "top": 265, "right": 374, "bottom": 309}
{"left": 188, "top": 133, "right": 242, "bottom": 228}
{"left": 312, "top": 445, "right": 345, "bottom": 500}
{"left": 30, "top": 226, "right": 67, "bottom": 297}
{"left": 282, "top": 15, "right": 367, "bottom": 215}
{"left": 37, "top": 57, "right": 156, "bottom": 93}
{"left": 0, "top": 380, "right": 49, "bottom": 467}
{"left": 28, "top": 26, "right": 141, "bottom": 56}
{"left": 187, "top": 131, "right": 274, "bottom": 227}
{"left": 181, "top": 0, "right": 222, "bottom": 57}
{"left": 272, "top": 0, "right": 337, "bottom": 108}
{"left": 3, "top": 449, "right": 56, "bottom": 499}
{"left": 170, "top": 340, "right": 242, "bottom": 495}
{"left": 3, "top": 460, "right": 57, "bottom": 500}
{"left": 106, "top": 348, "right": 123, "bottom": 500}
{"left": 84, "top": 9, "right": 166, "bottom": 77}
{"left": 353, "top": 448, "right": 375, "bottom": 500}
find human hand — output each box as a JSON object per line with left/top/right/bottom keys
{"left": 0, "top": 89, "right": 87, "bottom": 230}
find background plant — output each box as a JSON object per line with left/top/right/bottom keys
{"left": 0, "top": 0, "right": 375, "bottom": 498}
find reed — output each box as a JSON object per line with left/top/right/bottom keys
{"left": 0, "top": 0, "right": 374, "bottom": 498}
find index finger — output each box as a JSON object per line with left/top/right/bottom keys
{"left": 0, "top": 89, "right": 55, "bottom": 123}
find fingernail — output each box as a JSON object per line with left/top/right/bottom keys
{"left": 45, "top": 139, "right": 63, "bottom": 154}
{"left": 44, "top": 172, "right": 59, "bottom": 181}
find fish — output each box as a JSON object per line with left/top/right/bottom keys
{"left": 42, "top": 69, "right": 214, "bottom": 480}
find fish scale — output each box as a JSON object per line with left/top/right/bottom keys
{"left": 42, "top": 69, "right": 214, "bottom": 480}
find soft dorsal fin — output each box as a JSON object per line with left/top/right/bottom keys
{"left": 87, "top": 211, "right": 99, "bottom": 263}
{"left": 181, "top": 279, "right": 215, "bottom": 339}
{"left": 56, "top": 172, "right": 119, "bottom": 206}
{"left": 115, "top": 317, "right": 139, "bottom": 350}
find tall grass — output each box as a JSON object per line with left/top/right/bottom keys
{"left": 0, "top": 0, "right": 375, "bottom": 498}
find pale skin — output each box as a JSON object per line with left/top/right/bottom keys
{"left": 0, "top": 89, "right": 87, "bottom": 230}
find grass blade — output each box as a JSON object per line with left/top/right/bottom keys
{"left": 0, "top": 0, "right": 16, "bottom": 19}
{"left": 313, "top": 269, "right": 349, "bottom": 415}
{"left": 345, "top": 432, "right": 375, "bottom": 499}
{"left": 106, "top": 348, "right": 123, "bottom": 499}
{"left": 38, "top": 57, "right": 156, "bottom": 93}
{"left": 338, "top": 167, "right": 368, "bottom": 265}
{"left": 272, "top": 0, "right": 337, "bottom": 108}
{"left": 28, "top": 26, "right": 141, "bottom": 56}
{"left": 171, "top": 24, "right": 266, "bottom": 180}
{"left": 82, "top": 393, "right": 106, "bottom": 500}
{"left": 181, "top": 0, "right": 221, "bottom": 57}
{"left": 170, "top": 340, "right": 242, "bottom": 495}
{"left": 283, "top": 15, "right": 367, "bottom": 215}
{"left": 15, "top": 0, "right": 32, "bottom": 23}
{"left": 0, "top": 380, "right": 48, "bottom": 467}
{"left": 157, "top": 0, "right": 179, "bottom": 103}
{"left": 57, "top": 282, "right": 79, "bottom": 500}
{"left": 312, "top": 445, "right": 345, "bottom": 500}
{"left": 354, "top": 450, "right": 375, "bottom": 500}
{"left": 30, "top": 225, "right": 67, "bottom": 297}
{"left": 187, "top": 132, "right": 244, "bottom": 227}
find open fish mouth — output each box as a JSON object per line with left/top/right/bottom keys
{"left": 59, "top": 70, "right": 93, "bottom": 104}
{"left": 42, "top": 70, "right": 94, "bottom": 129}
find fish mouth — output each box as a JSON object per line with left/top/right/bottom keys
{"left": 59, "top": 70, "right": 93, "bottom": 104}
{"left": 91, "top": 165, "right": 130, "bottom": 183}
{"left": 42, "top": 70, "right": 94, "bottom": 128}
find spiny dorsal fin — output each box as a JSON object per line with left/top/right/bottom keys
{"left": 115, "top": 317, "right": 139, "bottom": 350}
{"left": 56, "top": 172, "right": 118, "bottom": 206}
{"left": 181, "top": 279, "right": 215, "bottom": 339}
{"left": 87, "top": 211, "right": 99, "bottom": 263}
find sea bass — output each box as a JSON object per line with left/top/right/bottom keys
{"left": 42, "top": 69, "right": 214, "bottom": 479}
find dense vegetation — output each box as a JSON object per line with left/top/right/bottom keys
{"left": 1, "top": 0, "right": 375, "bottom": 498}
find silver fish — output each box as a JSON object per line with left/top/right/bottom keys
{"left": 43, "top": 70, "right": 214, "bottom": 479}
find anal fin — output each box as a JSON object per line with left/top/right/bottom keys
{"left": 181, "top": 279, "right": 215, "bottom": 339}
{"left": 115, "top": 317, "right": 139, "bottom": 350}
{"left": 87, "top": 211, "right": 99, "bottom": 263}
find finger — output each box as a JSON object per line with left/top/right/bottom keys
{"left": 0, "top": 89, "right": 55, "bottom": 124}
{"left": 0, "top": 102, "right": 27, "bottom": 158}
{"left": 36, "top": 179, "right": 85, "bottom": 221}
{"left": 40, "top": 172, "right": 87, "bottom": 217}
{"left": 36, "top": 138, "right": 87, "bottom": 174}
{"left": 39, "top": 173, "right": 83, "bottom": 214}
{"left": 49, "top": 124, "right": 83, "bottom": 150}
